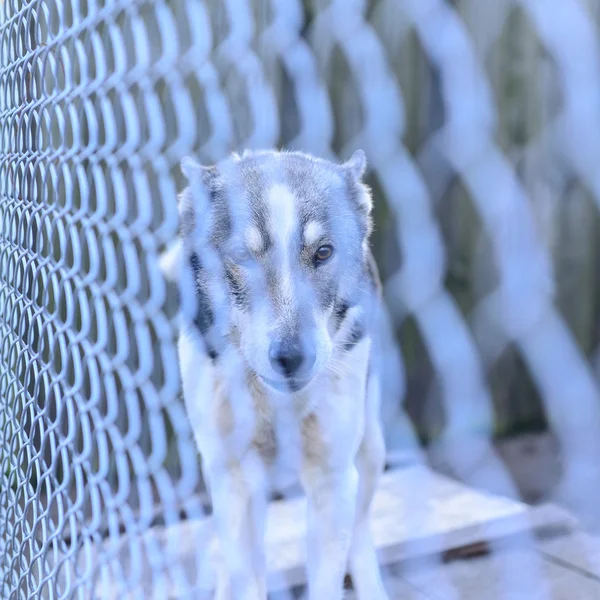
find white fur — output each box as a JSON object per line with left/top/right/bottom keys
{"left": 245, "top": 226, "right": 264, "bottom": 254}
{"left": 267, "top": 183, "right": 296, "bottom": 308}
{"left": 304, "top": 220, "right": 325, "bottom": 245}
{"left": 267, "top": 183, "right": 296, "bottom": 248}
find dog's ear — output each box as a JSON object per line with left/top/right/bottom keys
{"left": 344, "top": 149, "right": 372, "bottom": 215}
{"left": 177, "top": 156, "right": 219, "bottom": 239}
{"left": 181, "top": 156, "right": 216, "bottom": 186}
{"left": 343, "top": 149, "right": 367, "bottom": 181}
{"left": 159, "top": 157, "right": 214, "bottom": 282}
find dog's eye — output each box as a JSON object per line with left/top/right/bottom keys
{"left": 314, "top": 245, "right": 334, "bottom": 264}
{"left": 229, "top": 247, "right": 252, "bottom": 264}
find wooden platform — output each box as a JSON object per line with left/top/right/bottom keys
{"left": 78, "top": 462, "right": 600, "bottom": 598}
{"left": 369, "top": 530, "right": 600, "bottom": 599}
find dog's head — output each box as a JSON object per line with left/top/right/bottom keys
{"left": 163, "top": 149, "right": 376, "bottom": 394}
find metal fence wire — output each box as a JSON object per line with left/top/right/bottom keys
{"left": 3, "top": 0, "right": 600, "bottom": 598}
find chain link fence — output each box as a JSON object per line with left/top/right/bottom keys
{"left": 2, "top": 0, "right": 600, "bottom": 598}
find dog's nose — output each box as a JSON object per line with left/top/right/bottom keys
{"left": 269, "top": 338, "right": 315, "bottom": 377}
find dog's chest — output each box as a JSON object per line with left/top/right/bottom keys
{"left": 254, "top": 405, "right": 304, "bottom": 491}
{"left": 252, "top": 357, "right": 369, "bottom": 492}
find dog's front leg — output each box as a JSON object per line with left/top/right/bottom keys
{"left": 301, "top": 465, "right": 359, "bottom": 600}
{"left": 209, "top": 461, "right": 267, "bottom": 600}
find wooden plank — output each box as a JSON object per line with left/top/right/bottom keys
{"left": 538, "top": 530, "right": 600, "bottom": 582}
{"left": 345, "top": 577, "right": 433, "bottom": 600}
{"left": 400, "top": 546, "right": 600, "bottom": 600}
{"left": 83, "top": 465, "right": 575, "bottom": 598}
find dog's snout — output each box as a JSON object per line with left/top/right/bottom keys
{"left": 269, "top": 338, "right": 316, "bottom": 377}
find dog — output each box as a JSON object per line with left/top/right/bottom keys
{"left": 160, "top": 149, "right": 389, "bottom": 600}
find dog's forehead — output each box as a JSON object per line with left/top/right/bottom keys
{"left": 233, "top": 152, "right": 350, "bottom": 242}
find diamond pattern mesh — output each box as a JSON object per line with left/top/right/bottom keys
{"left": 2, "top": 0, "right": 600, "bottom": 598}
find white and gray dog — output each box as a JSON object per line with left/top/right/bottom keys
{"left": 161, "top": 149, "right": 389, "bottom": 600}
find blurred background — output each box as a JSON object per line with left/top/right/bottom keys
{"left": 3, "top": 0, "right": 600, "bottom": 597}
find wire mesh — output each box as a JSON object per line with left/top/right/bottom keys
{"left": 2, "top": 0, "right": 600, "bottom": 598}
